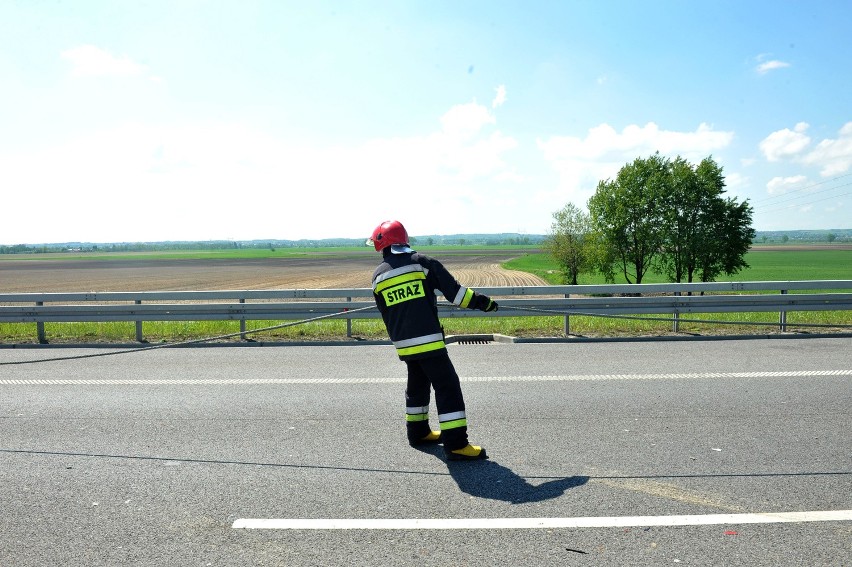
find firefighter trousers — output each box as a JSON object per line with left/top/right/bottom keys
{"left": 404, "top": 351, "right": 469, "bottom": 450}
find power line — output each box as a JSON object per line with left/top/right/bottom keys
{"left": 760, "top": 190, "right": 852, "bottom": 215}
{"left": 755, "top": 181, "right": 852, "bottom": 209}
{"left": 750, "top": 172, "right": 852, "bottom": 206}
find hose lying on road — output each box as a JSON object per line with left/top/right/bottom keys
{"left": 491, "top": 304, "right": 852, "bottom": 329}
{"left": 2, "top": 303, "right": 850, "bottom": 366}
{"left": 0, "top": 305, "right": 378, "bottom": 366}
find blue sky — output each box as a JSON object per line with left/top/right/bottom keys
{"left": 1, "top": 0, "right": 850, "bottom": 244}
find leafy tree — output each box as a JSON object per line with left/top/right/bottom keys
{"left": 696, "top": 196, "right": 755, "bottom": 282}
{"left": 589, "top": 153, "right": 755, "bottom": 284}
{"left": 587, "top": 153, "right": 668, "bottom": 283}
{"left": 545, "top": 203, "right": 598, "bottom": 285}
{"left": 657, "top": 156, "right": 750, "bottom": 283}
{"left": 692, "top": 159, "right": 754, "bottom": 282}
{"left": 655, "top": 156, "right": 705, "bottom": 283}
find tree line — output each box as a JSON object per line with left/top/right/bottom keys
{"left": 547, "top": 153, "right": 755, "bottom": 285}
{"left": 0, "top": 235, "right": 547, "bottom": 255}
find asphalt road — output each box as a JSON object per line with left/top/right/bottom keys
{"left": 1, "top": 338, "right": 850, "bottom": 566}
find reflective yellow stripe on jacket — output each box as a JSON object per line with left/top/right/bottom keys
{"left": 393, "top": 333, "right": 446, "bottom": 357}
{"left": 452, "top": 286, "right": 474, "bottom": 308}
{"left": 372, "top": 264, "right": 427, "bottom": 292}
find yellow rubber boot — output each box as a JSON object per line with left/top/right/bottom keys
{"left": 409, "top": 430, "right": 441, "bottom": 446}
{"left": 447, "top": 444, "right": 488, "bottom": 461}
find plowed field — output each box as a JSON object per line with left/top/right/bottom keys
{"left": 0, "top": 251, "right": 548, "bottom": 293}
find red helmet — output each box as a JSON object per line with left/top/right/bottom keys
{"left": 367, "top": 220, "right": 408, "bottom": 252}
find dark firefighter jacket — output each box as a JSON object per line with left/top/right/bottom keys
{"left": 371, "top": 251, "right": 493, "bottom": 361}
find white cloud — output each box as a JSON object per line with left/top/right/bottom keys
{"left": 492, "top": 85, "right": 507, "bottom": 109}
{"left": 537, "top": 122, "right": 734, "bottom": 207}
{"left": 801, "top": 121, "right": 852, "bottom": 176}
{"left": 440, "top": 101, "right": 496, "bottom": 140}
{"left": 754, "top": 53, "right": 791, "bottom": 75}
{"left": 766, "top": 175, "right": 807, "bottom": 195}
{"left": 759, "top": 122, "right": 811, "bottom": 161}
{"left": 540, "top": 122, "right": 733, "bottom": 161}
{"left": 0, "top": 98, "right": 522, "bottom": 242}
{"left": 759, "top": 122, "right": 852, "bottom": 176}
{"left": 61, "top": 45, "right": 147, "bottom": 78}
{"left": 756, "top": 60, "right": 790, "bottom": 74}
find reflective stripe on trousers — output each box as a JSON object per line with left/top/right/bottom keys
{"left": 406, "top": 405, "right": 429, "bottom": 422}
{"left": 438, "top": 410, "right": 467, "bottom": 431}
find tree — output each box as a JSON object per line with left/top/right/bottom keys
{"left": 588, "top": 153, "right": 668, "bottom": 283}
{"left": 546, "top": 203, "right": 598, "bottom": 285}
{"left": 589, "top": 153, "right": 755, "bottom": 284}
{"left": 661, "top": 156, "right": 747, "bottom": 283}
{"left": 697, "top": 196, "right": 755, "bottom": 282}
{"left": 691, "top": 159, "right": 754, "bottom": 282}
{"left": 655, "top": 156, "right": 706, "bottom": 283}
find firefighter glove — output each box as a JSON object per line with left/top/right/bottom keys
{"left": 483, "top": 299, "right": 498, "bottom": 312}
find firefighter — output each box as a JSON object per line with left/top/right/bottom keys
{"left": 368, "top": 220, "right": 498, "bottom": 461}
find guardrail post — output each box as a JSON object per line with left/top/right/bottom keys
{"left": 135, "top": 300, "right": 145, "bottom": 342}
{"left": 673, "top": 291, "right": 681, "bottom": 333}
{"left": 239, "top": 298, "right": 247, "bottom": 340}
{"left": 563, "top": 293, "right": 570, "bottom": 336}
{"left": 780, "top": 289, "right": 788, "bottom": 332}
{"left": 36, "top": 301, "right": 47, "bottom": 344}
{"left": 346, "top": 297, "right": 352, "bottom": 338}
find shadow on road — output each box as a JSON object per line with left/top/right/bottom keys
{"left": 449, "top": 460, "right": 589, "bottom": 504}
{"left": 414, "top": 444, "right": 589, "bottom": 503}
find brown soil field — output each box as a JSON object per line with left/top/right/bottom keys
{"left": 2, "top": 245, "right": 848, "bottom": 294}
{"left": 0, "top": 251, "right": 548, "bottom": 293}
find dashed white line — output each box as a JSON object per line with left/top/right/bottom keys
{"left": 232, "top": 509, "right": 852, "bottom": 530}
{"left": 1, "top": 369, "right": 850, "bottom": 385}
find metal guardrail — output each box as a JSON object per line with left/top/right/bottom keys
{"left": 1, "top": 281, "right": 850, "bottom": 343}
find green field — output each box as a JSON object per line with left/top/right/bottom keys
{"left": 493, "top": 248, "right": 851, "bottom": 338}
{"left": 504, "top": 249, "right": 852, "bottom": 284}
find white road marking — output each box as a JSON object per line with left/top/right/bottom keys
{"left": 232, "top": 509, "right": 852, "bottom": 530}
{"left": 1, "top": 369, "right": 851, "bottom": 385}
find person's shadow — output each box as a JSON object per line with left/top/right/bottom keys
{"left": 416, "top": 445, "right": 589, "bottom": 504}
